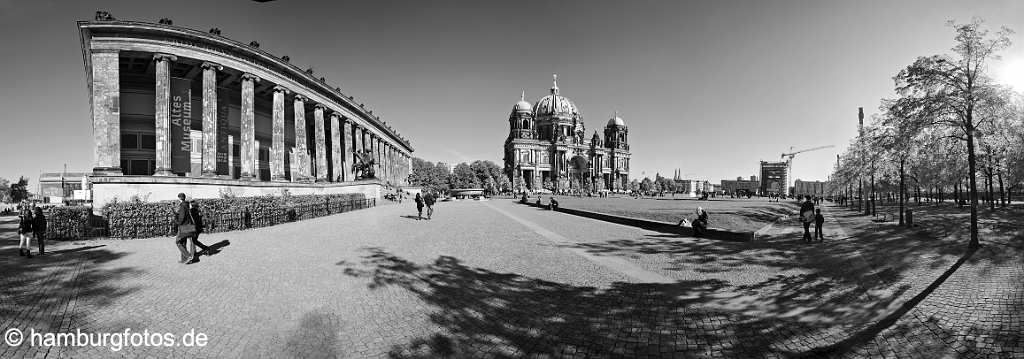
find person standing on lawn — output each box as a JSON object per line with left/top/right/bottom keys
{"left": 800, "top": 195, "right": 815, "bottom": 243}
{"left": 814, "top": 208, "right": 825, "bottom": 242}
{"left": 32, "top": 207, "right": 46, "bottom": 255}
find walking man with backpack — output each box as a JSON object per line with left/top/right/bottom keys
{"left": 424, "top": 191, "right": 436, "bottom": 220}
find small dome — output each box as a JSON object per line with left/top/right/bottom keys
{"left": 513, "top": 90, "right": 531, "bottom": 112}
{"left": 514, "top": 100, "right": 532, "bottom": 112}
{"left": 607, "top": 116, "right": 626, "bottom": 127}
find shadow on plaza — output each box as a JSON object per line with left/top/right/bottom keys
{"left": 0, "top": 223, "right": 142, "bottom": 333}
{"left": 339, "top": 247, "right": 841, "bottom": 358}
{"left": 333, "top": 203, "right": 1022, "bottom": 358}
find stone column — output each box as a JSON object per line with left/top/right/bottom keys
{"left": 271, "top": 86, "right": 288, "bottom": 181}
{"left": 91, "top": 49, "right": 122, "bottom": 175}
{"left": 342, "top": 119, "right": 353, "bottom": 181}
{"left": 375, "top": 137, "right": 382, "bottom": 181}
{"left": 353, "top": 124, "right": 363, "bottom": 169}
{"left": 293, "top": 95, "right": 308, "bottom": 181}
{"left": 385, "top": 144, "right": 391, "bottom": 184}
{"left": 240, "top": 72, "right": 260, "bottom": 180}
{"left": 330, "top": 113, "right": 342, "bottom": 182}
{"left": 152, "top": 53, "right": 177, "bottom": 176}
{"left": 368, "top": 134, "right": 376, "bottom": 178}
{"left": 377, "top": 138, "right": 384, "bottom": 180}
{"left": 313, "top": 104, "right": 328, "bottom": 182}
{"left": 200, "top": 61, "right": 223, "bottom": 177}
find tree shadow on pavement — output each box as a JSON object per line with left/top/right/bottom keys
{"left": 338, "top": 247, "right": 898, "bottom": 358}
{"left": 0, "top": 223, "right": 143, "bottom": 357}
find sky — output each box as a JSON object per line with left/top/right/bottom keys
{"left": 1, "top": 0, "right": 1023, "bottom": 189}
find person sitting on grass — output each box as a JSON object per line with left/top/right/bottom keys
{"left": 678, "top": 207, "right": 709, "bottom": 237}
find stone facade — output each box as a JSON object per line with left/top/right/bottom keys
{"left": 79, "top": 17, "right": 414, "bottom": 204}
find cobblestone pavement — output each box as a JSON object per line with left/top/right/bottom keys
{"left": 0, "top": 200, "right": 1019, "bottom": 358}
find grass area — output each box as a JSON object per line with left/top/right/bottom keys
{"left": 551, "top": 196, "right": 800, "bottom": 232}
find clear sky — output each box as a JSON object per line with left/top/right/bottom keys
{"left": 1, "top": 0, "right": 1023, "bottom": 189}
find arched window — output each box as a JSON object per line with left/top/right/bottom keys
{"left": 523, "top": 119, "right": 530, "bottom": 129}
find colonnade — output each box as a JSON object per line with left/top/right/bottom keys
{"left": 90, "top": 50, "right": 412, "bottom": 185}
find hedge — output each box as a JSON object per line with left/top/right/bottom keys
{"left": 104, "top": 193, "right": 372, "bottom": 239}
{"left": 45, "top": 206, "right": 92, "bottom": 240}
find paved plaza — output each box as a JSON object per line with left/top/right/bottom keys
{"left": 0, "top": 199, "right": 1021, "bottom": 358}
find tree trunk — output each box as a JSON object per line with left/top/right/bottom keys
{"left": 859, "top": 179, "right": 864, "bottom": 214}
{"left": 998, "top": 170, "right": 1005, "bottom": 208}
{"left": 987, "top": 161, "right": 995, "bottom": 211}
{"left": 965, "top": 121, "right": 980, "bottom": 249}
{"left": 899, "top": 159, "right": 905, "bottom": 226}
{"left": 871, "top": 173, "right": 876, "bottom": 216}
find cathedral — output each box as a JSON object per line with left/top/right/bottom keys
{"left": 503, "top": 75, "right": 631, "bottom": 192}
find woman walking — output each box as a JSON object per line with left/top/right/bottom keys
{"left": 414, "top": 193, "right": 424, "bottom": 220}
{"left": 17, "top": 205, "right": 33, "bottom": 258}
{"left": 32, "top": 207, "right": 46, "bottom": 255}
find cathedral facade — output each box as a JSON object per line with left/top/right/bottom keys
{"left": 503, "top": 75, "right": 631, "bottom": 192}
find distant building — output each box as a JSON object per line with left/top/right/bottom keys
{"left": 794, "top": 180, "right": 831, "bottom": 198}
{"left": 721, "top": 176, "right": 760, "bottom": 195}
{"left": 503, "top": 75, "right": 630, "bottom": 192}
{"left": 760, "top": 161, "right": 788, "bottom": 195}
{"left": 39, "top": 172, "right": 89, "bottom": 203}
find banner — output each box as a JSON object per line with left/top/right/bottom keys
{"left": 169, "top": 78, "right": 192, "bottom": 173}
{"left": 216, "top": 88, "right": 230, "bottom": 175}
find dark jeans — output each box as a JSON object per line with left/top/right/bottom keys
{"left": 176, "top": 233, "right": 194, "bottom": 261}
{"left": 815, "top": 224, "right": 823, "bottom": 240}
{"left": 693, "top": 220, "right": 707, "bottom": 237}
{"left": 803, "top": 222, "right": 812, "bottom": 242}
{"left": 34, "top": 231, "right": 45, "bottom": 253}
{"left": 192, "top": 233, "right": 210, "bottom": 252}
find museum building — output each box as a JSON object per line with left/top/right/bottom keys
{"left": 79, "top": 13, "right": 413, "bottom": 208}
{"left": 503, "top": 75, "right": 631, "bottom": 192}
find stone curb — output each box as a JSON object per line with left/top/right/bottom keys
{"left": 518, "top": 201, "right": 755, "bottom": 242}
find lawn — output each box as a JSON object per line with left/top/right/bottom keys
{"left": 550, "top": 195, "right": 800, "bottom": 232}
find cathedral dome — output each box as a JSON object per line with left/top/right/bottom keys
{"left": 533, "top": 74, "right": 579, "bottom": 116}
{"left": 607, "top": 115, "right": 626, "bottom": 127}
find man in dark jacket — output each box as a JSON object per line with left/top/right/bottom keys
{"left": 189, "top": 200, "right": 215, "bottom": 256}
{"left": 423, "top": 191, "right": 436, "bottom": 220}
{"left": 814, "top": 208, "right": 825, "bottom": 242}
{"left": 32, "top": 207, "right": 46, "bottom": 255}
{"left": 175, "top": 193, "right": 197, "bottom": 264}
{"left": 800, "top": 195, "right": 815, "bottom": 243}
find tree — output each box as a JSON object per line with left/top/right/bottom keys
{"left": 0, "top": 178, "right": 11, "bottom": 203}
{"left": 889, "top": 19, "right": 1013, "bottom": 248}
{"left": 450, "top": 162, "right": 480, "bottom": 189}
{"left": 10, "top": 176, "right": 30, "bottom": 203}
{"left": 409, "top": 157, "right": 452, "bottom": 194}
{"left": 640, "top": 177, "right": 654, "bottom": 193}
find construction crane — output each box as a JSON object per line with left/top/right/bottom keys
{"left": 781, "top": 145, "right": 835, "bottom": 195}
